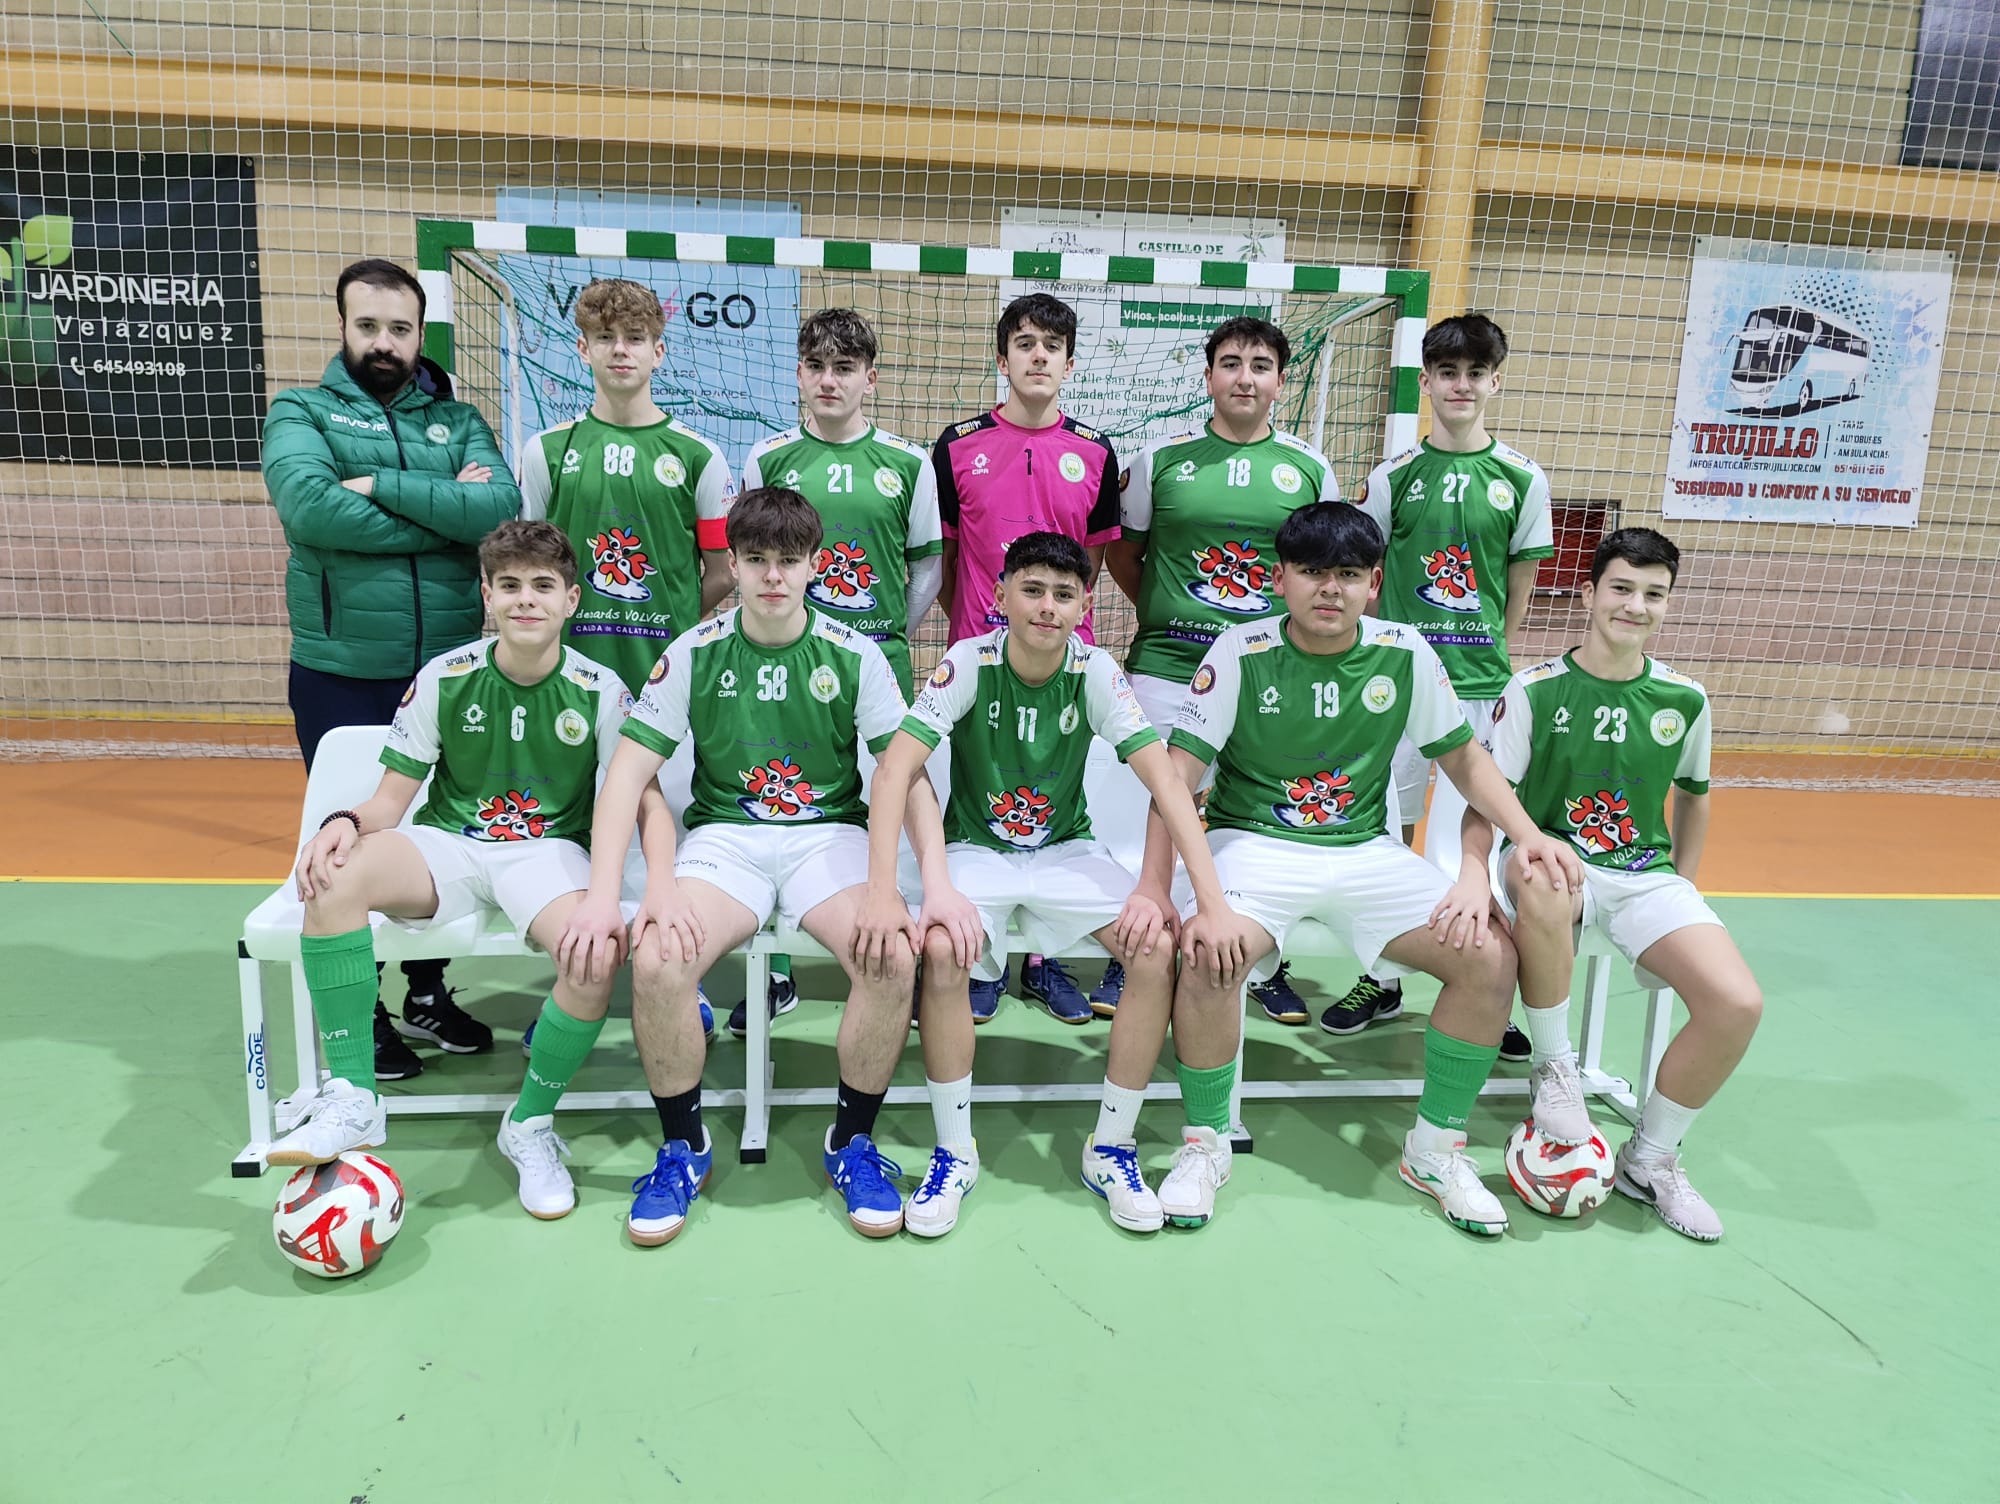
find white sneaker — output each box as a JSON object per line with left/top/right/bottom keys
{"left": 1080, "top": 1142, "right": 1164, "bottom": 1233}
{"left": 266, "top": 1078, "right": 386, "bottom": 1167}
{"left": 497, "top": 1112, "right": 576, "bottom": 1220}
{"left": 904, "top": 1145, "right": 979, "bottom": 1238}
{"left": 1615, "top": 1142, "right": 1724, "bottom": 1242}
{"left": 1528, "top": 1053, "right": 1596, "bottom": 1146}
{"left": 1400, "top": 1130, "right": 1509, "bottom": 1237}
{"left": 1158, "top": 1126, "right": 1232, "bottom": 1228}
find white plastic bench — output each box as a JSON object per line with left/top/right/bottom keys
{"left": 232, "top": 725, "right": 1671, "bottom": 1173}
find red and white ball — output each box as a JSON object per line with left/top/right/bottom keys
{"left": 272, "top": 1152, "right": 406, "bottom": 1278}
{"left": 1504, "top": 1117, "right": 1613, "bottom": 1218}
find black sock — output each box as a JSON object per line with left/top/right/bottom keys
{"left": 402, "top": 959, "right": 447, "bottom": 999}
{"left": 830, "top": 1080, "right": 886, "bottom": 1149}
{"left": 653, "top": 1085, "right": 704, "bottom": 1148}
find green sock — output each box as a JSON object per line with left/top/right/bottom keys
{"left": 1175, "top": 1058, "right": 1237, "bottom": 1134}
{"left": 1416, "top": 1023, "right": 1503, "bottom": 1132}
{"left": 300, "top": 927, "right": 380, "bottom": 1095}
{"left": 511, "top": 997, "right": 607, "bottom": 1122}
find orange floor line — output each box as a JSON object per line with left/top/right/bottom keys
{"left": 4, "top": 759, "right": 1999, "bottom": 895}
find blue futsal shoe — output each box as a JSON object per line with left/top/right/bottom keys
{"left": 627, "top": 1131, "right": 714, "bottom": 1247}
{"left": 1021, "top": 957, "right": 1093, "bottom": 1025}
{"left": 969, "top": 964, "right": 1009, "bottom": 1025}
{"left": 1088, "top": 959, "right": 1126, "bottom": 1018}
{"left": 824, "top": 1131, "right": 905, "bottom": 1237}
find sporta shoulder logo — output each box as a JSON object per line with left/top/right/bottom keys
{"left": 1416, "top": 544, "right": 1481, "bottom": 614}
{"left": 1187, "top": 540, "right": 1272, "bottom": 615}
{"left": 809, "top": 539, "right": 877, "bottom": 611}
{"left": 469, "top": 789, "right": 547, "bottom": 840}
{"left": 1565, "top": 788, "right": 1637, "bottom": 855}
{"left": 738, "top": 757, "right": 823, "bottom": 821}
{"left": 587, "top": 526, "right": 654, "bottom": 602}
{"left": 1273, "top": 769, "right": 1355, "bottom": 828}
{"left": 987, "top": 785, "right": 1055, "bottom": 848}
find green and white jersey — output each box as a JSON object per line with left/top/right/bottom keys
{"left": 1121, "top": 426, "right": 1337, "bottom": 683}
{"left": 381, "top": 639, "right": 631, "bottom": 846}
{"left": 518, "top": 414, "right": 736, "bottom": 694}
{"left": 1358, "top": 439, "right": 1554, "bottom": 700}
{"left": 743, "top": 425, "right": 943, "bottom": 696}
{"left": 902, "top": 628, "right": 1159, "bottom": 852}
{"left": 1490, "top": 653, "right": 1712, "bottom": 875}
{"left": 1169, "top": 616, "right": 1472, "bottom": 847}
{"left": 622, "top": 608, "right": 906, "bottom": 832}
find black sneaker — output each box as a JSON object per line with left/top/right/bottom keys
{"left": 1318, "top": 975, "right": 1404, "bottom": 1036}
{"left": 1498, "top": 1021, "right": 1532, "bottom": 1063}
{"left": 374, "top": 1001, "right": 424, "bottom": 1080}
{"left": 727, "top": 970, "right": 800, "bottom": 1040}
{"left": 397, "top": 987, "right": 494, "bottom": 1054}
{"left": 1249, "top": 962, "right": 1311, "bottom": 1025}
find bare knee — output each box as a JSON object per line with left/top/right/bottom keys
{"left": 1698, "top": 976, "right": 1763, "bottom": 1038}
{"left": 631, "top": 942, "right": 700, "bottom": 1004}
{"left": 922, "top": 925, "right": 967, "bottom": 977}
{"left": 1123, "top": 938, "right": 1175, "bottom": 986}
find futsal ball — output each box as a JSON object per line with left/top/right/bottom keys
{"left": 1503, "top": 1117, "right": 1613, "bottom": 1218}
{"left": 272, "top": 1152, "right": 406, "bottom": 1278}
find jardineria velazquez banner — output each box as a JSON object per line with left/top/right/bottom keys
{"left": 0, "top": 147, "right": 266, "bottom": 468}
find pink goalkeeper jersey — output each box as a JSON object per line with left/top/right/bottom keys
{"left": 932, "top": 408, "right": 1121, "bottom": 643}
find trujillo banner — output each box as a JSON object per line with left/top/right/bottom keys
{"left": 0, "top": 147, "right": 266, "bottom": 468}
{"left": 1663, "top": 238, "right": 1951, "bottom": 529}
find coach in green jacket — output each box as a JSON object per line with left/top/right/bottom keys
{"left": 262, "top": 257, "right": 521, "bottom": 1077}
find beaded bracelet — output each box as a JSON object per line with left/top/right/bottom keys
{"left": 317, "top": 809, "right": 362, "bottom": 834}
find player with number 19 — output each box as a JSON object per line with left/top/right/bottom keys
{"left": 518, "top": 277, "right": 737, "bottom": 694}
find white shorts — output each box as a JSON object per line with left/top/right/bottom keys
{"left": 1184, "top": 828, "right": 1453, "bottom": 983}
{"left": 1496, "top": 860, "right": 1724, "bottom": 989}
{"left": 1130, "top": 671, "right": 1214, "bottom": 792}
{"left": 675, "top": 821, "right": 870, "bottom": 930}
{"left": 945, "top": 839, "right": 1134, "bottom": 981}
{"left": 394, "top": 825, "right": 591, "bottom": 943}
{"left": 1393, "top": 696, "right": 1498, "bottom": 828}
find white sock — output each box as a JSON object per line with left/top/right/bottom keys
{"left": 927, "top": 1073, "right": 974, "bottom": 1153}
{"left": 1408, "top": 1115, "right": 1464, "bottom": 1156}
{"left": 1634, "top": 1090, "right": 1701, "bottom": 1163}
{"left": 1524, "top": 999, "right": 1575, "bottom": 1066}
{"left": 1093, "top": 1079, "right": 1146, "bottom": 1147}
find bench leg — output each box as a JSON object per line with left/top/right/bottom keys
{"left": 233, "top": 948, "right": 273, "bottom": 1176}
{"left": 739, "top": 955, "right": 771, "bottom": 1164}
{"left": 1577, "top": 953, "right": 1611, "bottom": 1077}
{"left": 1228, "top": 981, "right": 1254, "bottom": 1154}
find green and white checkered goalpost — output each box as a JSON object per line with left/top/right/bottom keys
{"left": 415, "top": 218, "right": 1427, "bottom": 666}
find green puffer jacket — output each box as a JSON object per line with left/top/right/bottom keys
{"left": 263, "top": 356, "right": 524, "bottom": 679}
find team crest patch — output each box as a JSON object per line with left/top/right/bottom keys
{"left": 1190, "top": 664, "right": 1217, "bottom": 695}
{"left": 397, "top": 679, "right": 418, "bottom": 708}
{"left": 809, "top": 665, "right": 841, "bottom": 703}
{"left": 1271, "top": 462, "right": 1303, "bottom": 495}
{"left": 809, "top": 540, "right": 877, "bottom": 611}
{"left": 1487, "top": 478, "right": 1516, "bottom": 510}
{"left": 469, "top": 789, "right": 546, "bottom": 841}
{"left": 1566, "top": 788, "right": 1637, "bottom": 855}
{"left": 1362, "top": 674, "right": 1397, "bottom": 713}
{"left": 987, "top": 785, "right": 1055, "bottom": 849}
{"left": 738, "top": 757, "right": 824, "bottom": 822}
{"left": 1272, "top": 769, "right": 1354, "bottom": 828}
{"left": 1415, "top": 544, "right": 1481, "bottom": 614}
{"left": 928, "top": 657, "right": 956, "bottom": 690}
{"left": 873, "top": 467, "right": 904, "bottom": 498}
{"left": 587, "top": 527, "right": 654, "bottom": 602}
{"left": 1058, "top": 703, "right": 1080, "bottom": 734}
{"left": 425, "top": 423, "right": 450, "bottom": 444}
{"left": 554, "top": 707, "right": 589, "bottom": 745}
{"left": 1187, "top": 540, "right": 1272, "bottom": 615}
{"left": 1650, "top": 708, "right": 1687, "bottom": 746}
{"left": 1058, "top": 451, "right": 1087, "bottom": 484}
{"left": 654, "top": 453, "right": 686, "bottom": 487}
{"left": 646, "top": 653, "right": 670, "bottom": 686}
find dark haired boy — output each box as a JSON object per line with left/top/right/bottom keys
{"left": 1457, "top": 528, "right": 1760, "bottom": 1240}
{"left": 1144, "top": 501, "right": 1581, "bottom": 1235}
{"left": 268, "top": 522, "right": 641, "bottom": 1226}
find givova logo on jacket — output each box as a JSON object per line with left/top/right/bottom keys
{"left": 1416, "top": 544, "right": 1481, "bottom": 614}
{"left": 809, "top": 540, "right": 877, "bottom": 611}
{"left": 588, "top": 526, "right": 655, "bottom": 602}
{"left": 1188, "top": 540, "right": 1272, "bottom": 614}
{"left": 738, "top": 757, "right": 823, "bottom": 821}
{"left": 987, "top": 785, "right": 1055, "bottom": 848}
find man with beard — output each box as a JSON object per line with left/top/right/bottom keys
{"left": 264, "top": 258, "right": 522, "bottom": 1080}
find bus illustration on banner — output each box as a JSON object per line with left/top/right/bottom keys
{"left": 1727, "top": 304, "right": 1870, "bottom": 414}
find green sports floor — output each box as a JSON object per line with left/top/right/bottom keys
{"left": 4, "top": 882, "right": 1996, "bottom": 1502}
